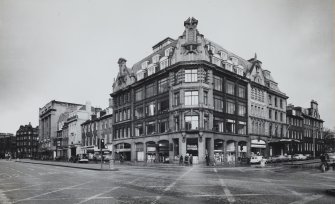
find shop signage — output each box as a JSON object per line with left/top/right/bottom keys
{"left": 187, "top": 145, "right": 198, "bottom": 151}
{"left": 147, "top": 147, "right": 156, "bottom": 152}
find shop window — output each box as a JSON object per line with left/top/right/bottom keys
{"left": 158, "top": 100, "right": 169, "bottom": 114}
{"left": 135, "top": 123, "right": 143, "bottom": 136}
{"left": 225, "top": 119, "right": 235, "bottom": 133}
{"left": 238, "top": 103, "right": 246, "bottom": 116}
{"left": 237, "top": 121, "right": 246, "bottom": 135}
{"left": 214, "top": 75, "right": 223, "bottom": 91}
{"left": 135, "top": 87, "right": 144, "bottom": 101}
{"left": 146, "top": 83, "right": 156, "bottom": 98}
{"left": 214, "top": 95, "right": 223, "bottom": 112}
{"left": 185, "top": 69, "right": 198, "bottom": 82}
{"left": 158, "top": 77, "right": 169, "bottom": 93}
{"left": 159, "top": 119, "right": 169, "bottom": 133}
{"left": 204, "top": 91, "right": 208, "bottom": 105}
{"left": 214, "top": 117, "right": 224, "bottom": 132}
{"left": 174, "top": 92, "right": 180, "bottom": 106}
{"left": 146, "top": 121, "right": 156, "bottom": 135}
{"left": 185, "top": 91, "right": 198, "bottom": 105}
{"left": 226, "top": 80, "right": 235, "bottom": 95}
{"left": 145, "top": 101, "right": 156, "bottom": 116}
{"left": 226, "top": 99, "right": 235, "bottom": 114}
{"left": 135, "top": 106, "right": 144, "bottom": 119}
{"left": 185, "top": 115, "right": 199, "bottom": 130}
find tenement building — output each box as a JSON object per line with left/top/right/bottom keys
{"left": 81, "top": 108, "right": 113, "bottom": 160}
{"left": 111, "top": 18, "right": 252, "bottom": 164}
{"left": 247, "top": 55, "right": 288, "bottom": 157}
{"left": 39, "top": 100, "right": 83, "bottom": 159}
{"left": 286, "top": 100, "right": 324, "bottom": 157}
{"left": 16, "top": 123, "right": 39, "bottom": 159}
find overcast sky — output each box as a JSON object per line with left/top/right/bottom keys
{"left": 0, "top": 0, "right": 334, "bottom": 133}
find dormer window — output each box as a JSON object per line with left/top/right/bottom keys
{"left": 141, "top": 61, "right": 149, "bottom": 69}
{"left": 212, "top": 54, "right": 222, "bottom": 67}
{"left": 219, "top": 51, "right": 228, "bottom": 60}
{"left": 152, "top": 54, "right": 160, "bottom": 63}
{"left": 147, "top": 64, "right": 156, "bottom": 76}
{"left": 208, "top": 45, "right": 215, "bottom": 54}
{"left": 160, "top": 57, "right": 169, "bottom": 69}
{"left": 230, "top": 57, "right": 238, "bottom": 65}
{"left": 225, "top": 61, "right": 233, "bottom": 72}
{"left": 236, "top": 65, "right": 244, "bottom": 76}
{"left": 165, "top": 47, "right": 173, "bottom": 57}
{"left": 136, "top": 70, "right": 145, "bottom": 81}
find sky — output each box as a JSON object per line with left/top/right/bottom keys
{"left": 0, "top": 0, "right": 334, "bottom": 133}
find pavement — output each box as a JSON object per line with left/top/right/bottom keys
{"left": 1, "top": 159, "right": 335, "bottom": 203}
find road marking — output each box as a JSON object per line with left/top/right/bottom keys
{"left": 151, "top": 167, "right": 193, "bottom": 204}
{"left": 3, "top": 183, "right": 46, "bottom": 192}
{"left": 13, "top": 181, "right": 91, "bottom": 203}
{"left": 0, "top": 189, "right": 11, "bottom": 204}
{"left": 288, "top": 194, "right": 323, "bottom": 204}
{"left": 76, "top": 186, "right": 121, "bottom": 204}
{"left": 220, "top": 179, "right": 236, "bottom": 203}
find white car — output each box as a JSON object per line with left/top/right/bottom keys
{"left": 293, "top": 154, "right": 307, "bottom": 160}
{"left": 250, "top": 156, "right": 266, "bottom": 164}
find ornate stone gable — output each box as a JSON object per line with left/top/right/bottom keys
{"left": 112, "top": 58, "right": 136, "bottom": 92}
{"left": 171, "top": 17, "right": 210, "bottom": 64}
{"left": 248, "top": 54, "right": 265, "bottom": 86}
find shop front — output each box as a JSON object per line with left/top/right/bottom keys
{"left": 214, "top": 139, "right": 224, "bottom": 165}
{"left": 146, "top": 142, "right": 156, "bottom": 163}
{"left": 115, "top": 143, "right": 131, "bottom": 161}
{"left": 251, "top": 139, "right": 266, "bottom": 156}
{"left": 158, "top": 140, "right": 169, "bottom": 163}
{"left": 186, "top": 138, "right": 198, "bottom": 164}
{"left": 226, "top": 140, "right": 236, "bottom": 163}
{"left": 135, "top": 143, "right": 144, "bottom": 162}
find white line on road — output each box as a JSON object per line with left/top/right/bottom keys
{"left": 13, "top": 181, "right": 91, "bottom": 203}
{"left": 288, "top": 194, "right": 323, "bottom": 204}
{"left": 76, "top": 186, "right": 121, "bottom": 204}
{"left": 151, "top": 167, "right": 194, "bottom": 204}
{"left": 220, "top": 178, "right": 236, "bottom": 203}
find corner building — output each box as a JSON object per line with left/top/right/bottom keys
{"left": 111, "top": 18, "right": 250, "bottom": 164}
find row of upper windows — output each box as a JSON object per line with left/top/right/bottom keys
{"left": 135, "top": 77, "right": 169, "bottom": 101}
{"left": 287, "top": 117, "right": 303, "bottom": 127}
{"left": 251, "top": 88, "right": 265, "bottom": 102}
{"left": 268, "top": 95, "right": 284, "bottom": 109}
{"left": 137, "top": 47, "right": 173, "bottom": 81}
{"left": 213, "top": 75, "right": 246, "bottom": 98}
{"left": 269, "top": 109, "right": 285, "bottom": 122}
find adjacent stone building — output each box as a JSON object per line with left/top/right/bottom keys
{"left": 247, "top": 55, "right": 288, "bottom": 157}
{"left": 38, "top": 100, "right": 83, "bottom": 159}
{"left": 286, "top": 100, "right": 324, "bottom": 157}
{"left": 16, "top": 123, "right": 39, "bottom": 159}
{"left": 110, "top": 18, "right": 251, "bottom": 164}
{"left": 81, "top": 108, "right": 113, "bottom": 160}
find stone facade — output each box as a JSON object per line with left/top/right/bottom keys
{"left": 110, "top": 18, "right": 250, "bottom": 164}
{"left": 38, "top": 100, "right": 83, "bottom": 159}
{"left": 246, "top": 56, "right": 289, "bottom": 157}
{"left": 16, "top": 123, "right": 38, "bottom": 158}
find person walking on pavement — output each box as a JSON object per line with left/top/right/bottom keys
{"left": 189, "top": 154, "right": 193, "bottom": 165}
{"left": 205, "top": 154, "right": 210, "bottom": 166}
{"left": 179, "top": 155, "right": 183, "bottom": 166}
{"left": 184, "top": 154, "right": 189, "bottom": 166}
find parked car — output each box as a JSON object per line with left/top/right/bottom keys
{"left": 293, "top": 154, "right": 307, "bottom": 160}
{"left": 304, "top": 154, "right": 313, "bottom": 160}
{"left": 250, "top": 156, "right": 266, "bottom": 164}
{"left": 269, "top": 155, "right": 289, "bottom": 163}
{"left": 78, "top": 158, "right": 89, "bottom": 163}
{"left": 326, "top": 152, "right": 335, "bottom": 160}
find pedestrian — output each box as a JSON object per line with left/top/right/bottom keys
{"left": 179, "top": 155, "right": 183, "bottom": 165}
{"left": 205, "top": 154, "right": 209, "bottom": 166}
{"left": 184, "top": 154, "right": 189, "bottom": 165}
{"left": 189, "top": 154, "right": 193, "bottom": 165}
